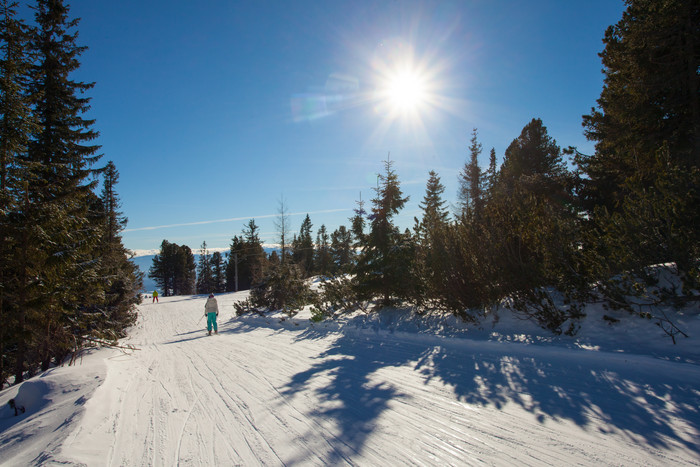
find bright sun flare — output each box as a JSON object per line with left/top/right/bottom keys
{"left": 385, "top": 70, "right": 427, "bottom": 111}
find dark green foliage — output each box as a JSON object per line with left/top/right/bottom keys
{"left": 573, "top": 0, "right": 700, "bottom": 336}
{"left": 226, "top": 219, "right": 267, "bottom": 291}
{"left": 95, "top": 161, "right": 141, "bottom": 335}
{"left": 580, "top": 155, "right": 700, "bottom": 313}
{"left": 248, "top": 261, "right": 314, "bottom": 316}
{"left": 329, "top": 225, "right": 354, "bottom": 274}
{"left": 579, "top": 0, "right": 700, "bottom": 211}
{"left": 149, "top": 240, "right": 196, "bottom": 296}
{"left": 414, "top": 170, "right": 450, "bottom": 305}
{"left": 353, "top": 156, "right": 416, "bottom": 307}
{"left": 314, "top": 224, "right": 331, "bottom": 276}
{"left": 211, "top": 251, "right": 226, "bottom": 293}
{"left": 196, "top": 241, "right": 214, "bottom": 294}
{"left": 0, "top": 1, "right": 140, "bottom": 386}
{"left": 291, "top": 214, "right": 314, "bottom": 276}
{"left": 458, "top": 128, "right": 483, "bottom": 219}
{"left": 349, "top": 194, "right": 367, "bottom": 246}
{"left": 310, "top": 275, "right": 366, "bottom": 322}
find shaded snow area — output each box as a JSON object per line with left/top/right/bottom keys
{"left": 1, "top": 292, "right": 699, "bottom": 466}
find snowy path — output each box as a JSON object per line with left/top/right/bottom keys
{"left": 13, "top": 292, "right": 700, "bottom": 465}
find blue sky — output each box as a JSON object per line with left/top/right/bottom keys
{"left": 62, "top": 0, "right": 624, "bottom": 252}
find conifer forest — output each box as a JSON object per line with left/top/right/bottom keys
{"left": 3, "top": 0, "right": 700, "bottom": 390}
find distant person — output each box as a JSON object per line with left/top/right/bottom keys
{"left": 204, "top": 293, "right": 219, "bottom": 335}
{"left": 152, "top": 290, "right": 159, "bottom": 303}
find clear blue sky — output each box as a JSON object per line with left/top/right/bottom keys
{"left": 63, "top": 0, "right": 624, "bottom": 252}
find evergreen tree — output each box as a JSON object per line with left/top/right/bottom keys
{"left": 458, "top": 128, "right": 483, "bottom": 219}
{"left": 242, "top": 218, "right": 266, "bottom": 286}
{"left": 329, "top": 225, "right": 354, "bottom": 274}
{"left": 349, "top": 193, "right": 366, "bottom": 246}
{"left": 196, "top": 241, "right": 214, "bottom": 294}
{"left": 484, "top": 147, "right": 498, "bottom": 200}
{"left": 354, "top": 156, "right": 412, "bottom": 306}
{"left": 0, "top": 0, "right": 35, "bottom": 387}
{"left": 499, "top": 118, "right": 567, "bottom": 198}
{"left": 314, "top": 224, "right": 331, "bottom": 276}
{"left": 95, "top": 161, "right": 141, "bottom": 335}
{"left": 16, "top": 0, "right": 103, "bottom": 377}
{"left": 226, "top": 219, "right": 267, "bottom": 291}
{"left": 225, "top": 235, "right": 244, "bottom": 292}
{"left": 579, "top": 0, "right": 700, "bottom": 211}
{"left": 415, "top": 170, "right": 450, "bottom": 304}
{"left": 292, "top": 214, "right": 314, "bottom": 276}
{"left": 211, "top": 251, "right": 226, "bottom": 293}
{"left": 150, "top": 240, "right": 196, "bottom": 296}
{"left": 417, "top": 170, "right": 449, "bottom": 241}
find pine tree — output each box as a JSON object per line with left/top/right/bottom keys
{"left": 211, "top": 251, "right": 226, "bottom": 293}
{"left": 417, "top": 170, "right": 449, "bottom": 241}
{"left": 329, "top": 225, "right": 354, "bottom": 274}
{"left": 150, "top": 240, "right": 196, "bottom": 296}
{"left": 579, "top": 0, "right": 700, "bottom": 211}
{"left": 349, "top": 193, "right": 366, "bottom": 246}
{"left": 96, "top": 161, "right": 141, "bottom": 335}
{"left": 414, "top": 170, "right": 450, "bottom": 304}
{"left": 314, "top": 224, "right": 331, "bottom": 276}
{"left": 458, "top": 128, "right": 483, "bottom": 219}
{"left": 242, "top": 218, "right": 266, "bottom": 286}
{"left": 354, "top": 155, "right": 411, "bottom": 306}
{"left": 13, "top": 0, "right": 103, "bottom": 377}
{"left": 226, "top": 219, "right": 267, "bottom": 291}
{"left": 0, "top": 0, "right": 36, "bottom": 387}
{"left": 292, "top": 214, "right": 314, "bottom": 276}
{"left": 196, "top": 241, "right": 214, "bottom": 294}
{"left": 499, "top": 118, "right": 567, "bottom": 198}
{"left": 484, "top": 147, "right": 498, "bottom": 200}
{"left": 225, "top": 235, "right": 244, "bottom": 292}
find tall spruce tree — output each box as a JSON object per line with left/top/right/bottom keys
{"left": 211, "top": 251, "right": 226, "bottom": 293}
{"left": 415, "top": 170, "right": 450, "bottom": 304}
{"left": 13, "top": 0, "right": 103, "bottom": 377}
{"left": 96, "top": 161, "right": 141, "bottom": 335}
{"left": 314, "top": 224, "right": 331, "bottom": 276}
{"left": 354, "top": 156, "right": 411, "bottom": 306}
{"left": 0, "top": 0, "right": 35, "bottom": 387}
{"left": 150, "top": 240, "right": 196, "bottom": 296}
{"left": 458, "top": 128, "right": 483, "bottom": 219}
{"left": 196, "top": 241, "right": 214, "bottom": 294}
{"left": 292, "top": 214, "right": 314, "bottom": 276}
{"left": 329, "top": 225, "right": 354, "bottom": 274}
{"left": 579, "top": 0, "right": 700, "bottom": 211}
{"left": 349, "top": 193, "right": 366, "bottom": 246}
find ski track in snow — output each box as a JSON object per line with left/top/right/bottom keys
{"left": 2, "top": 291, "right": 699, "bottom": 466}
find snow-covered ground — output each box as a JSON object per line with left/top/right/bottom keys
{"left": 1, "top": 291, "right": 699, "bottom": 466}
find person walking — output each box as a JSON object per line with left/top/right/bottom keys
{"left": 152, "top": 290, "right": 159, "bottom": 303}
{"left": 204, "top": 293, "right": 219, "bottom": 335}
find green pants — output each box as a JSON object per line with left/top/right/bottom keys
{"left": 207, "top": 312, "right": 218, "bottom": 332}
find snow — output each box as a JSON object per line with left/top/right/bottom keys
{"left": 1, "top": 291, "right": 699, "bottom": 466}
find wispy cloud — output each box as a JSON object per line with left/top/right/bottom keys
{"left": 124, "top": 209, "right": 351, "bottom": 233}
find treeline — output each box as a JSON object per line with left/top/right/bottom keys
{"left": 148, "top": 214, "right": 354, "bottom": 296}
{"left": 151, "top": 0, "right": 698, "bottom": 339}
{"left": 240, "top": 0, "right": 700, "bottom": 337}
{"left": 0, "top": 1, "right": 142, "bottom": 388}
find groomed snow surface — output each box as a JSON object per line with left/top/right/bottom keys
{"left": 1, "top": 290, "right": 699, "bottom": 466}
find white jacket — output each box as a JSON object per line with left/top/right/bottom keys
{"left": 204, "top": 297, "right": 219, "bottom": 315}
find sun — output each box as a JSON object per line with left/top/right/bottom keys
{"left": 384, "top": 69, "right": 428, "bottom": 113}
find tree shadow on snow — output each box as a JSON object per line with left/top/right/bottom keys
{"left": 276, "top": 324, "right": 700, "bottom": 462}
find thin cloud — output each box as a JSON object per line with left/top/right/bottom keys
{"left": 124, "top": 209, "right": 351, "bottom": 233}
